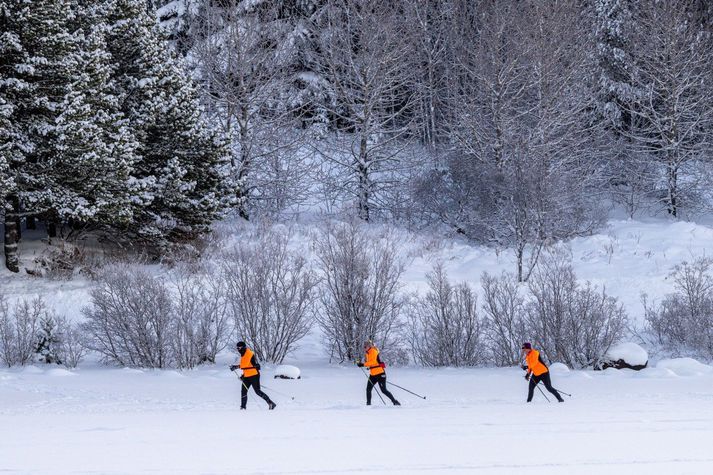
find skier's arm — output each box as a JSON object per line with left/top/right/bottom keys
{"left": 251, "top": 354, "right": 261, "bottom": 371}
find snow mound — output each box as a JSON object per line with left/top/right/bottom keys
{"left": 22, "top": 366, "right": 43, "bottom": 374}
{"left": 274, "top": 365, "right": 301, "bottom": 379}
{"left": 46, "top": 368, "right": 76, "bottom": 377}
{"left": 633, "top": 367, "right": 677, "bottom": 379}
{"left": 657, "top": 358, "right": 713, "bottom": 377}
{"left": 604, "top": 342, "right": 649, "bottom": 367}
{"left": 549, "top": 363, "right": 570, "bottom": 373}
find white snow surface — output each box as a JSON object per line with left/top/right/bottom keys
{"left": 604, "top": 342, "right": 649, "bottom": 366}
{"left": 2, "top": 363, "right": 713, "bottom": 474}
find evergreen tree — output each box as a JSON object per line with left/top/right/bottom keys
{"left": 104, "top": 0, "right": 230, "bottom": 245}
{"left": 49, "top": 23, "right": 139, "bottom": 228}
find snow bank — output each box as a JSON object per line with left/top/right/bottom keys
{"left": 46, "top": 368, "right": 76, "bottom": 377}
{"left": 274, "top": 365, "right": 301, "bottom": 379}
{"left": 604, "top": 342, "right": 649, "bottom": 367}
{"left": 657, "top": 358, "right": 713, "bottom": 377}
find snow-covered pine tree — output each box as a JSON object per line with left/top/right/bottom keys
{"left": 49, "top": 19, "right": 139, "bottom": 229}
{"left": 35, "top": 312, "right": 63, "bottom": 365}
{"left": 104, "top": 0, "right": 230, "bottom": 246}
{"left": 0, "top": 0, "right": 25, "bottom": 272}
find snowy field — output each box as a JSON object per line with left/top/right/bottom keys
{"left": 3, "top": 217, "right": 713, "bottom": 474}
{"left": 2, "top": 361, "right": 713, "bottom": 474}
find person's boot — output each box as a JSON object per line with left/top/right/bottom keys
{"left": 268, "top": 401, "right": 277, "bottom": 410}
{"left": 393, "top": 400, "right": 401, "bottom": 406}
{"left": 240, "top": 406, "right": 246, "bottom": 410}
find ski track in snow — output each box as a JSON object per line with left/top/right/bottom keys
{"left": 2, "top": 365, "right": 713, "bottom": 474}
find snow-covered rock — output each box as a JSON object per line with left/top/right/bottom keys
{"left": 274, "top": 365, "right": 301, "bottom": 379}
{"left": 549, "top": 362, "right": 570, "bottom": 374}
{"left": 657, "top": 358, "right": 713, "bottom": 377}
{"left": 599, "top": 342, "right": 648, "bottom": 370}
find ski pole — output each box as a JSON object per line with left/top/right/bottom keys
{"left": 387, "top": 381, "right": 426, "bottom": 400}
{"left": 359, "top": 365, "right": 386, "bottom": 405}
{"left": 261, "top": 383, "right": 295, "bottom": 401}
{"left": 553, "top": 387, "right": 572, "bottom": 397}
{"left": 536, "top": 384, "right": 550, "bottom": 403}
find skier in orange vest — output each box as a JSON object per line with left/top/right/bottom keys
{"left": 521, "top": 342, "right": 564, "bottom": 403}
{"left": 230, "top": 341, "right": 276, "bottom": 410}
{"left": 357, "top": 341, "right": 400, "bottom": 406}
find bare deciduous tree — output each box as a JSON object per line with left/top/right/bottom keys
{"left": 82, "top": 265, "right": 174, "bottom": 368}
{"left": 314, "top": 221, "right": 406, "bottom": 362}
{"left": 221, "top": 226, "right": 318, "bottom": 363}
{"left": 0, "top": 295, "right": 44, "bottom": 367}
{"left": 313, "top": 0, "right": 417, "bottom": 221}
{"left": 408, "top": 264, "right": 483, "bottom": 367}
{"left": 525, "top": 252, "right": 627, "bottom": 368}
{"left": 481, "top": 271, "right": 527, "bottom": 366}
{"left": 644, "top": 258, "right": 713, "bottom": 359}
{"left": 171, "top": 267, "right": 230, "bottom": 369}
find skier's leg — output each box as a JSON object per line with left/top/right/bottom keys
{"left": 526, "top": 375, "right": 538, "bottom": 402}
{"left": 366, "top": 376, "right": 375, "bottom": 405}
{"left": 241, "top": 377, "right": 251, "bottom": 408}
{"left": 378, "top": 375, "right": 400, "bottom": 405}
{"left": 251, "top": 375, "right": 275, "bottom": 406}
{"left": 541, "top": 372, "right": 564, "bottom": 402}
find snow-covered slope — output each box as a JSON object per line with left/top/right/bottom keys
{"left": 2, "top": 218, "right": 712, "bottom": 324}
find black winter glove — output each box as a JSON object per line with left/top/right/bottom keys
{"left": 521, "top": 364, "right": 528, "bottom": 371}
{"left": 356, "top": 362, "right": 364, "bottom": 367}
{"left": 524, "top": 373, "right": 530, "bottom": 381}
{"left": 229, "top": 365, "right": 238, "bottom": 372}
{"left": 254, "top": 363, "right": 261, "bottom": 371}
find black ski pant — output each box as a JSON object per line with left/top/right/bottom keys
{"left": 527, "top": 372, "right": 563, "bottom": 402}
{"left": 241, "top": 374, "right": 274, "bottom": 408}
{"left": 366, "top": 373, "right": 399, "bottom": 405}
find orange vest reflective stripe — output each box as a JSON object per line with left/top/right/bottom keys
{"left": 240, "top": 348, "right": 259, "bottom": 378}
{"left": 364, "top": 347, "right": 385, "bottom": 376}
{"left": 526, "top": 349, "right": 548, "bottom": 377}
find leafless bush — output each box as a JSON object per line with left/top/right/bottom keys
{"left": 408, "top": 264, "right": 483, "bottom": 367}
{"left": 57, "top": 318, "right": 86, "bottom": 369}
{"left": 525, "top": 253, "right": 627, "bottom": 369}
{"left": 644, "top": 258, "right": 713, "bottom": 359}
{"left": 171, "top": 268, "right": 230, "bottom": 369}
{"left": 481, "top": 272, "right": 528, "bottom": 366}
{"left": 82, "top": 265, "right": 174, "bottom": 368}
{"left": 0, "top": 296, "right": 45, "bottom": 367}
{"left": 221, "top": 227, "right": 318, "bottom": 364}
{"left": 314, "top": 221, "right": 406, "bottom": 362}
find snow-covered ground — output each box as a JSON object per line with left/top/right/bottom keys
{"left": 2, "top": 361, "right": 713, "bottom": 474}
{"left": 3, "top": 217, "right": 713, "bottom": 473}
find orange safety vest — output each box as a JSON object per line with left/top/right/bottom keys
{"left": 525, "top": 349, "right": 548, "bottom": 377}
{"left": 240, "top": 348, "right": 259, "bottom": 378}
{"left": 364, "top": 347, "right": 385, "bottom": 376}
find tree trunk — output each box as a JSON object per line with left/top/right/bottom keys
{"left": 26, "top": 216, "right": 36, "bottom": 230}
{"left": 4, "top": 195, "right": 20, "bottom": 273}
{"left": 48, "top": 222, "right": 57, "bottom": 239}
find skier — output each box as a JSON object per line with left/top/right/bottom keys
{"left": 521, "top": 342, "right": 564, "bottom": 403}
{"left": 230, "top": 341, "right": 277, "bottom": 410}
{"left": 356, "top": 341, "right": 400, "bottom": 406}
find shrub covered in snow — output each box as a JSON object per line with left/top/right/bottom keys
{"left": 274, "top": 365, "right": 301, "bottom": 379}
{"left": 82, "top": 264, "right": 229, "bottom": 369}
{"left": 644, "top": 258, "right": 713, "bottom": 360}
{"left": 314, "top": 222, "right": 406, "bottom": 363}
{"left": 0, "top": 296, "right": 43, "bottom": 367}
{"left": 525, "top": 253, "right": 628, "bottom": 369}
{"left": 221, "top": 226, "right": 318, "bottom": 364}
{"left": 480, "top": 272, "right": 528, "bottom": 366}
{"left": 408, "top": 264, "right": 484, "bottom": 367}
{"left": 599, "top": 342, "right": 648, "bottom": 370}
